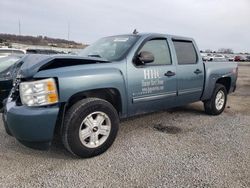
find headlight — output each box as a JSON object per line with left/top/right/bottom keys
{"left": 20, "top": 78, "right": 58, "bottom": 106}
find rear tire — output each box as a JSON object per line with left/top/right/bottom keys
{"left": 204, "top": 84, "right": 227, "bottom": 115}
{"left": 62, "top": 98, "right": 119, "bottom": 158}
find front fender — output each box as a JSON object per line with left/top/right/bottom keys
{"left": 35, "top": 67, "right": 127, "bottom": 116}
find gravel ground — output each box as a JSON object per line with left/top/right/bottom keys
{"left": 0, "top": 63, "right": 249, "bottom": 188}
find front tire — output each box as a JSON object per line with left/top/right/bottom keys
{"left": 204, "top": 84, "right": 227, "bottom": 115}
{"left": 62, "top": 98, "right": 119, "bottom": 158}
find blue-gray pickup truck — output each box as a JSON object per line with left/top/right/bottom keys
{"left": 2, "top": 33, "right": 238, "bottom": 158}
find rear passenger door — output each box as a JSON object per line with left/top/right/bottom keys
{"left": 172, "top": 40, "right": 204, "bottom": 105}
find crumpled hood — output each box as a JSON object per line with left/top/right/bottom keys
{"left": 18, "top": 54, "right": 109, "bottom": 78}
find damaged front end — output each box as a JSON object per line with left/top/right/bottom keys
{"left": 3, "top": 54, "right": 109, "bottom": 150}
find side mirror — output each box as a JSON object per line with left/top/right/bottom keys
{"left": 137, "top": 51, "right": 154, "bottom": 64}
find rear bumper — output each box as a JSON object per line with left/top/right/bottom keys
{"left": 3, "top": 101, "right": 59, "bottom": 150}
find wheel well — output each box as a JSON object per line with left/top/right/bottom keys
{"left": 66, "top": 88, "right": 122, "bottom": 115}
{"left": 216, "top": 77, "right": 231, "bottom": 93}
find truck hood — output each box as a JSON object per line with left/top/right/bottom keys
{"left": 18, "top": 54, "right": 109, "bottom": 78}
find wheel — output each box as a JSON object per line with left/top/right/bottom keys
{"left": 62, "top": 98, "right": 119, "bottom": 158}
{"left": 204, "top": 84, "right": 227, "bottom": 115}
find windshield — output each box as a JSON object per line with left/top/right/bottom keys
{"left": 0, "top": 56, "right": 22, "bottom": 73}
{"left": 79, "top": 35, "right": 139, "bottom": 61}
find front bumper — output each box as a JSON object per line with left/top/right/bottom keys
{"left": 3, "top": 101, "right": 59, "bottom": 150}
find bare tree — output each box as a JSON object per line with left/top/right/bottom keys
{"left": 218, "top": 48, "right": 234, "bottom": 54}
{"left": 205, "top": 49, "right": 212, "bottom": 53}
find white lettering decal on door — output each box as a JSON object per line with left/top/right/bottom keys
{"left": 137, "top": 69, "right": 164, "bottom": 95}
{"left": 143, "top": 69, "right": 161, "bottom": 80}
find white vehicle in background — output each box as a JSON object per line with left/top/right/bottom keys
{"left": 201, "top": 53, "right": 213, "bottom": 61}
{"left": 202, "top": 53, "right": 230, "bottom": 62}
{"left": 226, "top": 55, "right": 235, "bottom": 61}
{"left": 0, "top": 48, "right": 26, "bottom": 58}
{"left": 209, "top": 54, "right": 229, "bottom": 62}
{"left": 212, "top": 54, "right": 225, "bottom": 60}
{"left": 228, "top": 57, "right": 234, "bottom": 61}
{"left": 201, "top": 53, "right": 210, "bottom": 61}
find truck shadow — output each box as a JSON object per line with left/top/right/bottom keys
{"left": 153, "top": 123, "right": 182, "bottom": 134}
{"left": 124, "top": 102, "right": 206, "bottom": 123}
{"left": 167, "top": 102, "right": 205, "bottom": 115}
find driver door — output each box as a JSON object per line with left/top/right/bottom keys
{"left": 126, "top": 38, "right": 177, "bottom": 116}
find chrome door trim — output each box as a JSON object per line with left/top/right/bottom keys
{"left": 178, "top": 88, "right": 203, "bottom": 95}
{"left": 132, "top": 91, "right": 176, "bottom": 103}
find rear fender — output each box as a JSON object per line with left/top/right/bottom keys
{"left": 201, "top": 75, "right": 232, "bottom": 101}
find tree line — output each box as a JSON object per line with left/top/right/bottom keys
{"left": 0, "top": 33, "right": 84, "bottom": 48}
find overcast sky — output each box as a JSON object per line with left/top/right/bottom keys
{"left": 0, "top": 0, "right": 249, "bottom": 52}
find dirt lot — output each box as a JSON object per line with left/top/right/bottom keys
{"left": 0, "top": 63, "right": 249, "bottom": 187}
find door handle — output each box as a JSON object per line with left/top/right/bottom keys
{"left": 164, "top": 71, "right": 176, "bottom": 77}
{"left": 194, "top": 69, "right": 202, "bottom": 74}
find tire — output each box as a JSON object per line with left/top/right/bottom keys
{"left": 62, "top": 98, "right": 119, "bottom": 158}
{"left": 204, "top": 84, "right": 227, "bottom": 115}
{"left": 2, "top": 113, "right": 13, "bottom": 136}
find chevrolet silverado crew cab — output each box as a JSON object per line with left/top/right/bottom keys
{"left": 2, "top": 33, "right": 238, "bottom": 158}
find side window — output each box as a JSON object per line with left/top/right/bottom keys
{"left": 173, "top": 40, "right": 197, "bottom": 64}
{"left": 139, "top": 39, "right": 172, "bottom": 65}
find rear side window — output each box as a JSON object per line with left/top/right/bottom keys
{"left": 173, "top": 40, "right": 197, "bottom": 64}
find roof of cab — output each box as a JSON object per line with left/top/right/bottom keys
{"left": 110, "top": 32, "right": 195, "bottom": 42}
{"left": 137, "top": 32, "right": 194, "bottom": 41}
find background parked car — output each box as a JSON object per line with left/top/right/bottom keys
{"left": 201, "top": 53, "right": 213, "bottom": 61}
{"left": 211, "top": 54, "right": 226, "bottom": 61}
{"left": 0, "top": 48, "right": 25, "bottom": 58}
{"left": 201, "top": 53, "right": 210, "bottom": 61}
{"left": 234, "top": 55, "right": 246, "bottom": 62}
{"left": 26, "top": 49, "right": 65, "bottom": 54}
{"left": 228, "top": 55, "right": 235, "bottom": 61}
{"left": 0, "top": 54, "right": 24, "bottom": 109}
{"left": 245, "top": 56, "right": 250, "bottom": 62}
